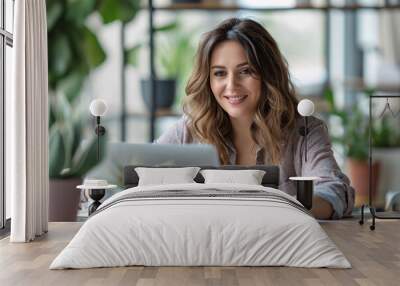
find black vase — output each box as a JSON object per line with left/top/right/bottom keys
{"left": 140, "top": 79, "right": 176, "bottom": 110}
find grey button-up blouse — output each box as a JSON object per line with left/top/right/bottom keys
{"left": 155, "top": 115, "right": 355, "bottom": 219}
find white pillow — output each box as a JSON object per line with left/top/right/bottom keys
{"left": 135, "top": 167, "right": 201, "bottom": 186}
{"left": 200, "top": 169, "right": 266, "bottom": 185}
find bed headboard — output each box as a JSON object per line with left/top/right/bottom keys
{"left": 123, "top": 165, "right": 280, "bottom": 189}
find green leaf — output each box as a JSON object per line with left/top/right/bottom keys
{"left": 156, "top": 38, "right": 178, "bottom": 78}
{"left": 82, "top": 27, "right": 107, "bottom": 69}
{"left": 71, "top": 118, "right": 83, "bottom": 158}
{"left": 49, "top": 125, "right": 66, "bottom": 178}
{"left": 50, "top": 93, "right": 75, "bottom": 170}
{"left": 58, "top": 71, "right": 86, "bottom": 103}
{"left": 125, "top": 44, "right": 142, "bottom": 67}
{"left": 65, "top": 0, "right": 96, "bottom": 25}
{"left": 47, "top": 0, "right": 64, "bottom": 32}
{"left": 70, "top": 135, "right": 108, "bottom": 177}
{"left": 324, "top": 88, "right": 371, "bottom": 161}
{"left": 64, "top": 26, "right": 91, "bottom": 75}
{"left": 363, "top": 87, "right": 376, "bottom": 97}
{"left": 51, "top": 92, "right": 72, "bottom": 124}
{"left": 154, "top": 23, "right": 195, "bottom": 79}
{"left": 49, "top": 100, "right": 56, "bottom": 128}
{"left": 155, "top": 22, "right": 178, "bottom": 32}
{"left": 49, "top": 33, "right": 72, "bottom": 79}
{"left": 323, "top": 88, "right": 335, "bottom": 111}
{"left": 59, "top": 120, "right": 75, "bottom": 172}
{"left": 97, "top": 0, "right": 140, "bottom": 24}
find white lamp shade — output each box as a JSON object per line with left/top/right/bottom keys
{"left": 297, "top": 99, "right": 314, "bottom": 117}
{"left": 89, "top": 99, "right": 107, "bottom": 117}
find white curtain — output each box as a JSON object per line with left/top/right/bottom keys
{"left": 7, "top": 0, "right": 49, "bottom": 242}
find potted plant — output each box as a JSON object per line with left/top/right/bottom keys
{"left": 47, "top": 0, "right": 105, "bottom": 222}
{"left": 324, "top": 88, "right": 380, "bottom": 207}
{"left": 48, "top": 93, "right": 107, "bottom": 221}
{"left": 47, "top": 0, "right": 139, "bottom": 221}
{"left": 126, "top": 20, "right": 196, "bottom": 111}
{"left": 370, "top": 109, "right": 400, "bottom": 206}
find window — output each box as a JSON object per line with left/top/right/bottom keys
{"left": 1, "top": 0, "right": 14, "bottom": 231}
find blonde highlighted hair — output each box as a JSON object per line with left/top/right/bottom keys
{"left": 183, "top": 18, "right": 299, "bottom": 165}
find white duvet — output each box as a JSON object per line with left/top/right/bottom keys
{"left": 50, "top": 183, "right": 351, "bottom": 269}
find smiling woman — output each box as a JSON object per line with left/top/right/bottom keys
{"left": 210, "top": 41, "right": 261, "bottom": 126}
{"left": 182, "top": 18, "right": 299, "bottom": 166}
{"left": 155, "top": 18, "right": 355, "bottom": 220}
{"left": 209, "top": 40, "right": 263, "bottom": 165}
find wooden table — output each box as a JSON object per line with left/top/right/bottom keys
{"left": 0, "top": 220, "right": 399, "bottom": 286}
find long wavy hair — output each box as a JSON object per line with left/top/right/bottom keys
{"left": 183, "top": 18, "right": 299, "bottom": 165}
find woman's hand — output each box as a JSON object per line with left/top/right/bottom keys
{"left": 311, "top": 196, "right": 334, "bottom": 219}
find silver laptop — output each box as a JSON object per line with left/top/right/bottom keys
{"left": 86, "top": 143, "right": 220, "bottom": 187}
{"left": 109, "top": 143, "right": 220, "bottom": 166}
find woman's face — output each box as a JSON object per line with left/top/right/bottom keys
{"left": 210, "top": 40, "right": 262, "bottom": 120}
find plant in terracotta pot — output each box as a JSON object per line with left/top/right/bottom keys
{"left": 324, "top": 89, "right": 380, "bottom": 207}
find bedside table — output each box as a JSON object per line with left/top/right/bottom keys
{"left": 77, "top": 180, "right": 117, "bottom": 215}
{"left": 289, "top": 176, "right": 320, "bottom": 210}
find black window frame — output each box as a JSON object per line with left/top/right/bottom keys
{"left": 0, "top": 0, "right": 14, "bottom": 234}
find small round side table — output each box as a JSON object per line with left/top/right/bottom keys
{"left": 77, "top": 183, "right": 117, "bottom": 215}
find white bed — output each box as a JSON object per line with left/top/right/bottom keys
{"left": 50, "top": 183, "right": 351, "bottom": 269}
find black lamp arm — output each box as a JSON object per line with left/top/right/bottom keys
{"left": 94, "top": 116, "right": 106, "bottom": 161}
{"left": 298, "top": 116, "right": 309, "bottom": 163}
{"left": 304, "top": 116, "right": 308, "bottom": 162}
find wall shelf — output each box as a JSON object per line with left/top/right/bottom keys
{"left": 151, "top": 3, "right": 400, "bottom": 11}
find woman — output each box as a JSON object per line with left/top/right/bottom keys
{"left": 156, "top": 18, "right": 354, "bottom": 220}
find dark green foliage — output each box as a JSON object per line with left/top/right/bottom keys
{"left": 47, "top": 0, "right": 140, "bottom": 178}
{"left": 97, "top": 0, "right": 140, "bottom": 24}
{"left": 48, "top": 92, "right": 108, "bottom": 179}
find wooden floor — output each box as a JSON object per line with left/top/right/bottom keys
{"left": 0, "top": 219, "right": 399, "bottom": 286}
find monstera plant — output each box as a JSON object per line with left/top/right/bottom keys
{"left": 47, "top": 0, "right": 140, "bottom": 221}
{"left": 47, "top": 0, "right": 140, "bottom": 101}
